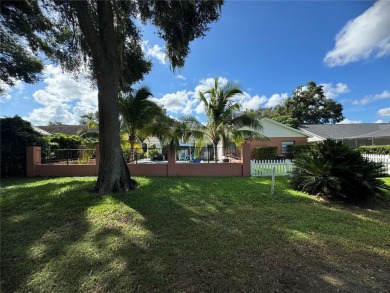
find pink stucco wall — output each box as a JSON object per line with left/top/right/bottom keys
{"left": 26, "top": 143, "right": 252, "bottom": 177}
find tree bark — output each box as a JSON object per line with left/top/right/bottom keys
{"left": 73, "top": 1, "right": 136, "bottom": 195}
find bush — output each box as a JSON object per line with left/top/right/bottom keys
{"left": 50, "top": 133, "right": 84, "bottom": 150}
{"left": 357, "top": 145, "right": 390, "bottom": 155}
{"left": 1, "top": 116, "right": 48, "bottom": 177}
{"left": 286, "top": 144, "right": 311, "bottom": 159}
{"left": 290, "top": 139, "right": 390, "bottom": 202}
{"left": 253, "top": 146, "right": 277, "bottom": 160}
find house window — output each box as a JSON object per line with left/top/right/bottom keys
{"left": 281, "top": 141, "right": 294, "bottom": 154}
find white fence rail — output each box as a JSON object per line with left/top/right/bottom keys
{"left": 362, "top": 154, "right": 390, "bottom": 175}
{"left": 251, "top": 159, "right": 294, "bottom": 177}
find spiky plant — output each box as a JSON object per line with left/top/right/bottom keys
{"left": 290, "top": 139, "right": 389, "bottom": 201}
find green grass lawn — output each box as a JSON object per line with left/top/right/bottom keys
{"left": 1, "top": 176, "right": 389, "bottom": 292}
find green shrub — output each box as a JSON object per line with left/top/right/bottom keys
{"left": 50, "top": 133, "right": 84, "bottom": 150}
{"left": 253, "top": 146, "right": 277, "bottom": 160}
{"left": 290, "top": 139, "right": 390, "bottom": 202}
{"left": 1, "top": 116, "right": 48, "bottom": 177}
{"left": 357, "top": 145, "right": 390, "bottom": 155}
{"left": 286, "top": 144, "right": 311, "bottom": 159}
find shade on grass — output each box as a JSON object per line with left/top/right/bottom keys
{"left": 1, "top": 177, "right": 389, "bottom": 292}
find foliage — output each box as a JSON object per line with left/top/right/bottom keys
{"left": 250, "top": 81, "right": 344, "bottom": 127}
{"left": 180, "top": 77, "right": 265, "bottom": 162}
{"left": 0, "top": 2, "right": 50, "bottom": 92}
{"left": 1, "top": 176, "right": 389, "bottom": 292}
{"left": 286, "top": 144, "right": 312, "bottom": 159}
{"left": 50, "top": 133, "right": 84, "bottom": 150}
{"left": 253, "top": 146, "right": 277, "bottom": 160}
{"left": 357, "top": 145, "right": 390, "bottom": 155}
{"left": 284, "top": 81, "right": 344, "bottom": 125}
{"left": 119, "top": 86, "right": 164, "bottom": 161}
{"left": 1, "top": 0, "right": 224, "bottom": 195}
{"left": 290, "top": 139, "right": 390, "bottom": 201}
{"left": 0, "top": 116, "right": 48, "bottom": 177}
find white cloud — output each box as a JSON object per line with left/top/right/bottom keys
{"left": 151, "top": 90, "right": 197, "bottom": 116}
{"left": 375, "top": 119, "right": 384, "bottom": 123}
{"left": 24, "top": 64, "right": 97, "bottom": 125}
{"left": 0, "top": 80, "right": 25, "bottom": 103}
{"left": 324, "top": 0, "right": 390, "bottom": 67}
{"left": 377, "top": 107, "right": 390, "bottom": 117}
{"left": 143, "top": 41, "right": 166, "bottom": 64}
{"left": 176, "top": 75, "right": 186, "bottom": 80}
{"left": 337, "top": 119, "right": 362, "bottom": 124}
{"left": 241, "top": 92, "right": 267, "bottom": 110}
{"left": 264, "top": 93, "right": 288, "bottom": 108}
{"left": 353, "top": 90, "right": 390, "bottom": 105}
{"left": 321, "top": 82, "right": 350, "bottom": 99}
{"left": 152, "top": 77, "right": 287, "bottom": 118}
{"left": 194, "top": 77, "right": 229, "bottom": 95}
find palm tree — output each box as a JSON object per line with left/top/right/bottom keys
{"left": 119, "top": 86, "right": 163, "bottom": 162}
{"left": 188, "top": 77, "right": 265, "bottom": 162}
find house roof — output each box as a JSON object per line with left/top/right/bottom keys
{"left": 299, "top": 123, "right": 390, "bottom": 140}
{"left": 32, "top": 126, "right": 52, "bottom": 136}
{"left": 260, "top": 118, "right": 309, "bottom": 137}
{"left": 37, "top": 125, "right": 97, "bottom": 136}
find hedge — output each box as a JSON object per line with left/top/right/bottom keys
{"left": 286, "top": 144, "right": 312, "bottom": 159}
{"left": 253, "top": 146, "right": 277, "bottom": 160}
{"left": 357, "top": 145, "right": 390, "bottom": 155}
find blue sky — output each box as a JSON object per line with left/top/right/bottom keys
{"left": 1, "top": 0, "right": 390, "bottom": 125}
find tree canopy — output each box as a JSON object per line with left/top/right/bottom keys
{"left": 251, "top": 81, "right": 344, "bottom": 128}
{"left": 1, "top": 0, "right": 224, "bottom": 194}
{"left": 184, "top": 77, "right": 264, "bottom": 162}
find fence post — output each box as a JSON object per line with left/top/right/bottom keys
{"left": 242, "top": 142, "right": 251, "bottom": 177}
{"left": 26, "top": 146, "right": 41, "bottom": 176}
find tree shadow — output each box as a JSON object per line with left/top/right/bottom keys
{"left": 1, "top": 176, "right": 389, "bottom": 292}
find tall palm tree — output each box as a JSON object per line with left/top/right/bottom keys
{"left": 119, "top": 86, "right": 163, "bottom": 162}
{"left": 190, "top": 77, "right": 265, "bottom": 162}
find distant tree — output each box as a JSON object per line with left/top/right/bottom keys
{"left": 119, "top": 86, "right": 163, "bottom": 161}
{"left": 1, "top": 116, "right": 47, "bottom": 177}
{"left": 251, "top": 81, "right": 344, "bottom": 128}
{"left": 284, "top": 81, "right": 344, "bottom": 124}
{"left": 48, "top": 121, "right": 64, "bottom": 126}
{"left": 1, "top": 0, "right": 224, "bottom": 195}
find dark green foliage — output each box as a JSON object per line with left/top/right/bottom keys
{"left": 286, "top": 144, "right": 312, "bottom": 159}
{"left": 290, "top": 139, "right": 390, "bottom": 201}
{"left": 251, "top": 81, "right": 344, "bottom": 128}
{"left": 357, "top": 145, "right": 390, "bottom": 155}
{"left": 50, "top": 133, "right": 84, "bottom": 150}
{"left": 253, "top": 147, "right": 277, "bottom": 160}
{"left": 0, "top": 116, "right": 48, "bottom": 177}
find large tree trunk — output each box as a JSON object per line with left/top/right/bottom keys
{"left": 72, "top": 1, "right": 136, "bottom": 195}
{"left": 95, "top": 74, "right": 137, "bottom": 195}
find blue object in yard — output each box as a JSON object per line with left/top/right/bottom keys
{"left": 191, "top": 157, "right": 201, "bottom": 163}
{"left": 180, "top": 152, "right": 186, "bottom": 161}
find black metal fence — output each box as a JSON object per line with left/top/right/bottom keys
{"left": 40, "top": 146, "right": 242, "bottom": 165}
{"left": 123, "top": 146, "right": 241, "bottom": 163}
{"left": 41, "top": 149, "right": 96, "bottom": 165}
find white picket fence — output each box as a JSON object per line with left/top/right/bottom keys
{"left": 251, "top": 159, "right": 294, "bottom": 177}
{"left": 362, "top": 154, "right": 390, "bottom": 175}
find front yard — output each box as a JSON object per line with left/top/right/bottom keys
{"left": 1, "top": 176, "right": 389, "bottom": 292}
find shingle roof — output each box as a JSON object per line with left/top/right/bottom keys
{"left": 32, "top": 126, "right": 52, "bottom": 136}
{"left": 37, "top": 125, "right": 98, "bottom": 136}
{"left": 299, "top": 123, "right": 390, "bottom": 140}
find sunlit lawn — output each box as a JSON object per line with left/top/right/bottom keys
{"left": 1, "top": 176, "right": 389, "bottom": 292}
